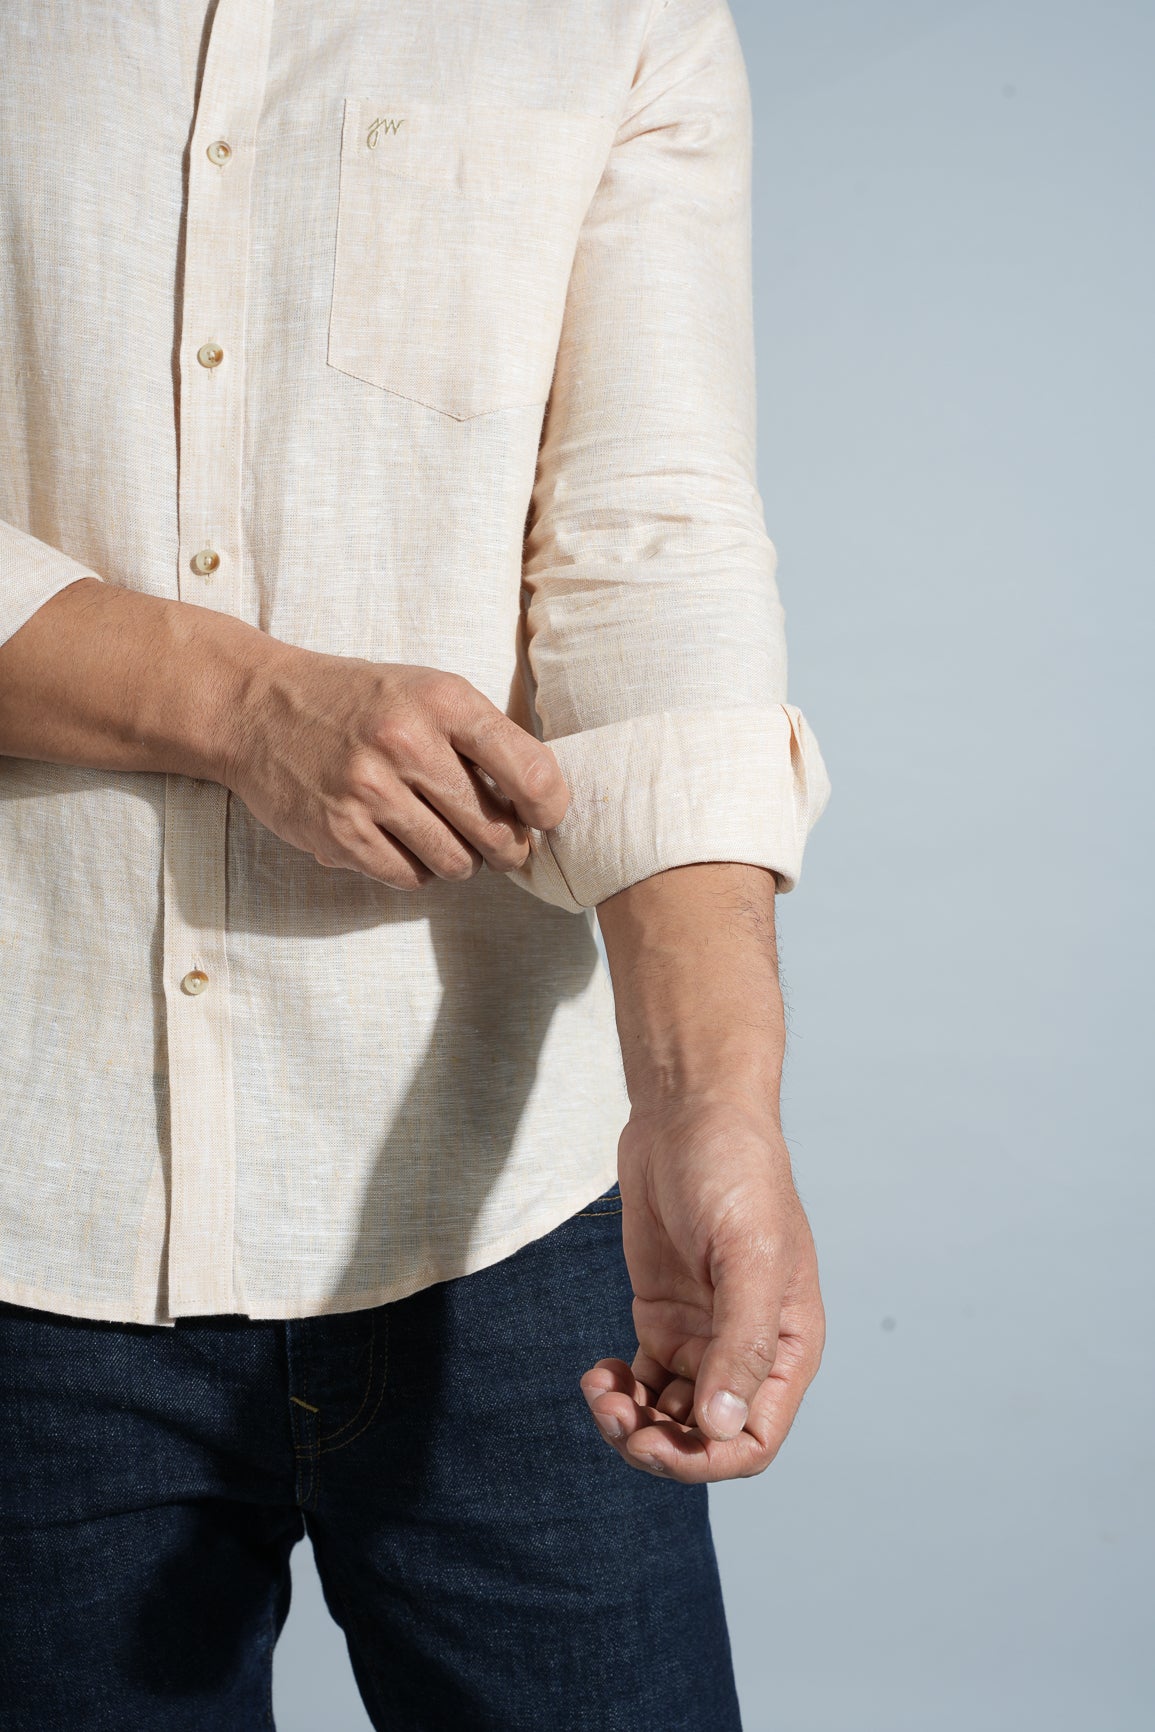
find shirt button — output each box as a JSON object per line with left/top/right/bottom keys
{"left": 190, "top": 548, "right": 220, "bottom": 576}
{"left": 181, "top": 970, "right": 210, "bottom": 996}
{"left": 206, "top": 139, "right": 232, "bottom": 166}
{"left": 197, "top": 342, "right": 224, "bottom": 369}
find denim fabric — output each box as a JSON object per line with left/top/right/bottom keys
{"left": 0, "top": 1179, "right": 743, "bottom": 1730}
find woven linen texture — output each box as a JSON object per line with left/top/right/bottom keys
{"left": 0, "top": 0, "right": 830, "bottom": 1323}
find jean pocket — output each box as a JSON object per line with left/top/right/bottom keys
{"left": 327, "top": 96, "right": 614, "bottom": 419}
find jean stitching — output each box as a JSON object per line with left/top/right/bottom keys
{"left": 576, "top": 1205, "right": 623, "bottom": 1217}
{"left": 285, "top": 1324, "right": 309, "bottom": 1509}
{"left": 318, "top": 1314, "right": 376, "bottom": 1446}
{"left": 290, "top": 1350, "right": 319, "bottom": 1509}
{"left": 305, "top": 1359, "right": 321, "bottom": 1508}
{"left": 297, "top": 1366, "right": 312, "bottom": 1509}
{"left": 319, "top": 1310, "right": 389, "bottom": 1455}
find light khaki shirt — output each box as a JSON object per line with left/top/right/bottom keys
{"left": 0, "top": 0, "right": 831, "bottom": 1325}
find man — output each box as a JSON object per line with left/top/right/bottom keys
{"left": 0, "top": 0, "right": 832, "bottom": 1725}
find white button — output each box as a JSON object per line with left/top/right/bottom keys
{"left": 190, "top": 548, "right": 220, "bottom": 576}
{"left": 206, "top": 139, "right": 232, "bottom": 166}
{"left": 197, "top": 343, "right": 224, "bottom": 369}
{"left": 181, "top": 970, "right": 210, "bottom": 995}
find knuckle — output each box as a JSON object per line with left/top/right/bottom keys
{"left": 394, "top": 870, "right": 430, "bottom": 891}
{"left": 373, "top": 711, "right": 426, "bottom": 763}
{"left": 373, "top": 857, "right": 430, "bottom": 891}
{"left": 325, "top": 807, "right": 363, "bottom": 851}
{"left": 324, "top": 810, "right": 418, "bottom": 892}
{"left": 344, "top": 770, "right": 389, "bottom": 811}
{"left": 440, "top": 851, "right": 480, "bottom": 883}
{"left": 323, "top": 815, "right": 356, "bottom": 858}
{"left": 479, "top": 824, "right": 528, "bottom": 869}
{"left": 463, "top": 709, "right": 508, "bottom": 758}
{"left": 439, "top": 669, "right": 472, "bottom": 700}
{"left": 487, "top": 845, "right": 529, "bottom": 874}
{"left": 717, "top": 1309, "right": 778, "bottom": 1368}
{"left": 740, "top": 1341, "right": 778, "bottom": 1382}
{"left": 342, "top": 746, "right": 379, "bottom": 790}
{"left": 406, "top": 814, "right": 478, "bottom": 883}
{"left": 423, "top": 670, "right": 470, "bottom": 716}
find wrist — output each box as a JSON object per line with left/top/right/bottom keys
{"left": 140, "top": 598, "right": 283, "bottom": 785}
{"left": 620, "top": 1087, "right": 788, "bottom": 1165}
{"left": 616, "top": 1015, "right": 783, "bottom": 1114}
{"left": 623, "top": 1062, "right": 783, "bottom": 1126}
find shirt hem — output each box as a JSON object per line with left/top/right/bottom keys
{"left": 0, "top": 1271, "right": 175, "bottom": 1327}
{"left": 0, "top": 1155, "right": 622, "bottom": 1327}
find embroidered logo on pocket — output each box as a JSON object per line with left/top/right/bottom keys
{"left": 366, "top": 116, "right": 406, "bottom": 148}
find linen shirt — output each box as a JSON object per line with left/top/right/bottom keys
{"left": 0, "top": 0, "right": 831, "bottom": 1325}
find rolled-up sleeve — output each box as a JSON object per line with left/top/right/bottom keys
{"left": 506, "top": 0, "right": 831, "bottom": 913}
{"left": 0, "top": 519, "right": 100, "bottom": 653}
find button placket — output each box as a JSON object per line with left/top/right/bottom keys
{"left": 161, "top": 0, "right": 276, "bottom": 1318}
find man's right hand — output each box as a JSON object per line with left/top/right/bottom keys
{"left": 220, "top": 649, "right": 569, "bottom": 890}
{"left": 0, "top": 578, "right": 568, "bottom": 890}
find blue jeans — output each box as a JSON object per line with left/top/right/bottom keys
{"left": 0, "top": 1179, "right": 742, "bottom": 1730}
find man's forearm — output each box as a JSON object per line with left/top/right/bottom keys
{"left": 0, "top": 577, "right": 273, "bottom": 779}
{"left": 595, "top": 861, "right": 785, "bottom": 1120}
{"left": 585, "top": 859, "right": 821, "bottom": 1478}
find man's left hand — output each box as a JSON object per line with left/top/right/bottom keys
{"left": 580, "top": 1096, "right": 825, "bottom": 1483}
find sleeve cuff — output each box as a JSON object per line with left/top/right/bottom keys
{"left": 0, "top": 519, "right": 102, "bottom": 651}
{"left": 504, "top": 702, "right": 831, "bottom": 913}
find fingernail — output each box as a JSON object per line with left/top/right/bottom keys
{"left": 596, "top": 1413, "right": 624, "bottom": 1441}
{"left": 705, "top": 1390, "right": 748, "bottom": 1438}
{"left": 637, "top": 1455, "right": 665, "bottom": 1474}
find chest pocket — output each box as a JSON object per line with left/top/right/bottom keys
{"left": 327, "top": 97, "right": 615, "bottom": 421}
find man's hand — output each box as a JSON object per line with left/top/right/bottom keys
{"left": 581, "top": 1096, "right": 823, "bottom": 1482}
{"left": 0, "top": 579, "right": 568, "bottom": 890}
{"left": 220, "top": 649, "right": 569, "bottom": 890}
{"left": 587, "top": 860, "right": 825, "bottom": 1483}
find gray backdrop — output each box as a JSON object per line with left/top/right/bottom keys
{"left": 273, "top": 2, "right": 1154, "bottom": 1725}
